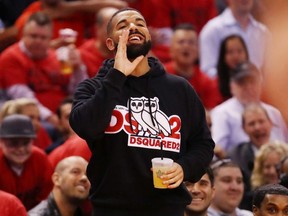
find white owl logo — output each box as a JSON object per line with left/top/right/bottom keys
{"left": 129, "top": 97, "right": 171, "bottom": 137}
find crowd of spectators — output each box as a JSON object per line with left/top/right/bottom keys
{"left": 1, "top": 0, "right": 288, "bottom": 215}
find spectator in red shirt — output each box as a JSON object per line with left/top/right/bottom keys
{"left": 0, "top": 12, "right": 88, "bottom": 129}
{"left": 164, "top": 23, "right": 222, "bottom": 110}
{"left": 0, "top": 98, "right": 52, "bottom": 150}
{"left": 46, "top": 96, "right": 77, "bottom": 154}
{"left": 78, "top": 7, "right": 119, "bottom": 78}
{"left": 0, "top": 0, "right": 128, "bottom": 52}
{"left": 0, "top": 114, "right": 53, "bottom": 210}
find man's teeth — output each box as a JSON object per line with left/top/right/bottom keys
{"left": 192, "top": 198, "right": 202, "bottom": 201}
{"left": 130, "top": 36, "right": 140, "bottom": 41}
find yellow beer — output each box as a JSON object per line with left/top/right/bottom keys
{"left": 153, "top": 168, "right": 168, "bottom": 188}
{"left": 151, "top": 157, "right": 173, "bottom": 189}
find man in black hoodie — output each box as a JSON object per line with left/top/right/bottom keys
{"left": 69, "top": 7, "right": 215, "bottom": 216}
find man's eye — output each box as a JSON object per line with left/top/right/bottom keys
{"left": 283, "top": 208, "right": 288, "bottom": 215}
{"left": 267, "top": 207, "right": 277, "bottom": 214}
{"left": 199, "top": 181, "right": 209, "bottom": 186}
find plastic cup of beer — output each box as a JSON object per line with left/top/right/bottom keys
{"left": 57, "top": 28, "right": 78, "bottom": 75}
{"left": 151, "top": 157, "right": 173, "bottom": 189}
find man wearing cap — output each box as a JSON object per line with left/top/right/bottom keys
{"left": 0, "top": 114, "right": 53, "bottom": 210}
{"left": 210, "top": 61, "right": 288, "bottom": 158}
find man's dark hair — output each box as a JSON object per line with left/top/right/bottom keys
{"left": 26, "top": 12, "right": 52, "bottom": 26}
{"left": 173, "top": 23, "right": 196, "bottom": 32}
{"left": 206, "top": 167, "right": 214, "bottom": 187}
{"left": 186, "top": 167, "right": 214, "bottom": 187}
{"left": 253, "top": 184, "right": 288, "bottom": 208}
{"left": 217, "top": 34, "right": 249, "bottom": 98}
{"left": 56, "top": 96, "right": 73, "bottom": 118}
{"left": 106, "top": 7, "right": 143, "bottom": 36}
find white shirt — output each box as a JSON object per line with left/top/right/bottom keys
{"left": 208, "top": 206, "right": 253, "bottom": 216}
{"left": 199, "top": 8, "right": 269, "bottom": 78}
{"left": 211, "top": 97, "right": 288, "bottom": 152}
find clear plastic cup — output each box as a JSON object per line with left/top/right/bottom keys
{"left": 151, "top": 157, "right": 173, "bottom": 189}
{"left": 57, "top": 28, "right": 78, "bottom": 75}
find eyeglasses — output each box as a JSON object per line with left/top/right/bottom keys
{"left": 210, "top": 158, "right": 232, "bottom": 170}
{"left": 276, "top": 156, "right": 288, "bottom": 175}
{"left": 2, "top": 138, "right": 33, "bottom": 149}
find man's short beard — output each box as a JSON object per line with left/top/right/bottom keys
{"left": 67, "top": 196, "right": 87, "bottom": 205}
{"left": 115, "top": 40, "right": 152, "bottom": 60}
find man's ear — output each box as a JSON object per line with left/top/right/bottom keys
{"left": 211, "top": 186, "right": 216, "bottom": 199}
{"left": 252, "top": 205, "right": 259, "bottom": 216}
{"left": 52, "top": 172, "right": 61, "bottom": 186}
{"left": 106, "top": 38, "right": 116, "bottom": 51}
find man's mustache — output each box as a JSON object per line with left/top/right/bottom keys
{"left": 129, "top": 30, "right": 145, "bottom": 38}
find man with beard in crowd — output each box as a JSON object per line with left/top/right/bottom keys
{"left": 69, "top": 7, "right": 214, "bottom": 216}
{"left": 28, "top": 156, "right": 91, "bottom": 215}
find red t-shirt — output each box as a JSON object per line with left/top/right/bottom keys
{"left": 79, "top": 39, "right": 108, "bottom": 78}
{"left": 0, "top": 42, "right": 70, "bottom": 113}
{"left": 0, "top": 146, "right": 53, "bottom": 210}
{"left": 34, "top": 126, "right": 52, "bottom": 150}
{"left": 0, "top": 190, "right": 27, "bottom": 216}
{"left": 15, "top": 2, "right": 94, "bottom": 46}
{"left": 164, "top": 61, "right": 222, "bottom": 109}
{"left": 48, "top": 134, "right": 91, "bottom": 169}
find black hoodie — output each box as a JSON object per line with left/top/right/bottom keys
{"left": 69, "top": 57, "right": 215, "bottom": 212}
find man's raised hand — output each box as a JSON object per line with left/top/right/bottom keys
{"left": 114, "top": 30, "right": 144, "bottom": 76}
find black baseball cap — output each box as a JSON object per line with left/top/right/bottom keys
{"left": 0, "top": 114, "right": 36, "bottom": 138}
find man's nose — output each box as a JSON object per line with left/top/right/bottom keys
{"left": 229, "top": 181, "right": 242, "bottom": 190}
{"left": 80, "top": 174, "right": 90, "bottom": 183}
{"left": 128, "top": 23, "right": 137, "bottom": 31}
{"left": 191, "top": 185, "right": 201, "bottom": 194}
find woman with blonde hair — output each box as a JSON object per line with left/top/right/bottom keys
{"left": 251, "top": 141, "right": 288, "bottom": 190}
{"left": 0, "top": 99, "right": 17, "bottom": 122}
